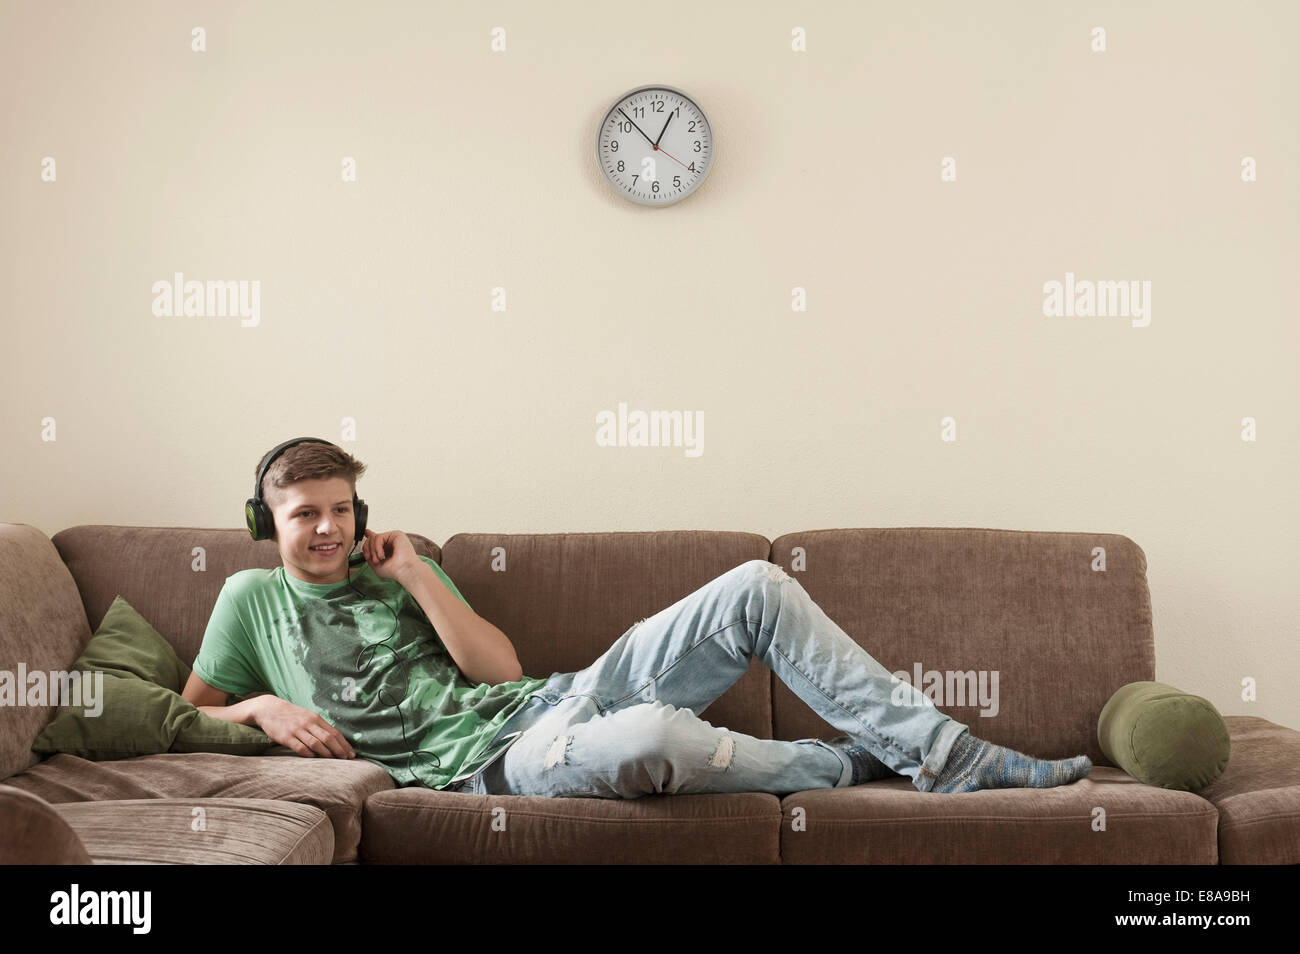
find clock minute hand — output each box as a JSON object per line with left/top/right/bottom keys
{"left": 617, "top": 108, "right": 657, "bottom": 149}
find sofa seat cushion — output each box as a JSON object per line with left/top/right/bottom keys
{"left": 4, "top": 748, "right": 394, "bottom": 864}
{"left": 361, "top": 788, "right": 782, "bottom": 864}
{"left": 1193, "top": 716, "right": 1300, "bottom": 865}
{"left": 778, "top": 767, "right": 1218, "bottom": 863}
{"left": 53, "top": 797, "right": 333, "bottom": 864}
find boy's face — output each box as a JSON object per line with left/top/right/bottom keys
{"left": 269, "top": 477, "right": 357, "bottom": 585}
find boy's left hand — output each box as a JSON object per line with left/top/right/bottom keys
{"left": 361, "top": 528, "right": 421, "bottom": 582}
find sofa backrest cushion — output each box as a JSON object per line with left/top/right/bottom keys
{"left": 438, "top": 530, "right": 775, "bottom": 741}
{"left": 768, "top": 528, "right": 1156, "bottom": 766}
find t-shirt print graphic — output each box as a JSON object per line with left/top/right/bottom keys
{"left": 294, "top": 579, "right": 484, "bottom": 788}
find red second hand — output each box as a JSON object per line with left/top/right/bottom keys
{"left": 653, "top": 144, "right": 690, "bottom": 169}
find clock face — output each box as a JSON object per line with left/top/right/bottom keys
{"left": 596, "top": 85, "right": 714, "bottom": 206}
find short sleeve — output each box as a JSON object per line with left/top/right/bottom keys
{"left": 418, "top": 555, "right": 473, "bottom": 611}
{"left": 192, "top": 580, "right": 269, "bottom": 697}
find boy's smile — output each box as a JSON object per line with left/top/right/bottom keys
{"left": 271, "top": 476, "right": 359, "bottom": 585}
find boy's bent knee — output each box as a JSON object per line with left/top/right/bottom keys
{"left": 739, "top": 558, "right": 791, "bottom": 584}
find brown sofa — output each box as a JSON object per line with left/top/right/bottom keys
{"left": 2, "top": 522, "right": 1297, "bottom": 864}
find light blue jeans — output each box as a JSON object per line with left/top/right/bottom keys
{"left": 457, "top": 559, "right": 969, "bottom": 798}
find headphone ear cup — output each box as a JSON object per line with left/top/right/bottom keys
{"left": 245, "top": 498, "right": 274, "bottom": 541}
{"left": 353, "top": 497, "right": 368, "bottom": 542}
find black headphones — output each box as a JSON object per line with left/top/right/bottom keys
{"left": 246, "top": 437, "right": 442, "bottom": 786}
{"left": 246, "top": 437, "right": 369, "bottom": 562}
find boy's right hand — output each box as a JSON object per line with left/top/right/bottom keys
{"left": 253, "top": 696, "right": 356, "bottom": 759}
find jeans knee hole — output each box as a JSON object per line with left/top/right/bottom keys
{"left": 707, "top": 734, "right": 735, "bottom": 770}
{"left": 543, "top": 735, "right": 571, "bottom": 771}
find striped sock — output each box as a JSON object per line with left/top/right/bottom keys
{"left": 933, "top": 729, "right": 1091, "bottom": 794}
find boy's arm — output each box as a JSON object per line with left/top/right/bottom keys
{"left": 182, "top": 671, "right": 263, "bottom": 726}
{"left": 395, "top": 560, "right": 524, "bottom": 686}
{"left": 182, "top": 672, "right": 354, "bottom": 758}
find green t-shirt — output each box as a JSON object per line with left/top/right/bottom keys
{"left": 193, "top": 554, "right": 548, "bottom": 789}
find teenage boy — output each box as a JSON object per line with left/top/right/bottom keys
{"left": 184, "top": 438, "right": 1092, "bottom": 798}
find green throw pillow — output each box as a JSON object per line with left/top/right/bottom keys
{"left": 1097, "top": 681, "right": 1230, "bottom": 791}
{"left": 31, "top": 594, "right": 274, "bottom": 760}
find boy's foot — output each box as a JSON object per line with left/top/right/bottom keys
{"left": 932, "top": 728, "right": 1091, "bottom": 794}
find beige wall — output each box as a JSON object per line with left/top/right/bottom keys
{"left": 2, "top": 1, "right": 1296, "bottom": 728}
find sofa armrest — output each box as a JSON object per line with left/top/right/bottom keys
{"left": 0, "top": 784, "right": 93, "bottom": 864}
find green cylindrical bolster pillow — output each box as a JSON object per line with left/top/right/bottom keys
{"left": 1097, "top": 681, "right": 1230, "bottom": 791}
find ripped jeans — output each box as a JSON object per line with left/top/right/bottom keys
{"left": 456, "top": 559, "right": 970, "bottom": 798}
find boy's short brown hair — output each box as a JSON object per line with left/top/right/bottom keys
{"left": 256, "top": 441, "right": 367, "bottom": 513}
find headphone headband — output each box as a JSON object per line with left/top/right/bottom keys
{"left": 253, "top": 437, "right": 336, "bottom": 503}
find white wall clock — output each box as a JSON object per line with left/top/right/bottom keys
{"left": 596, "top": 84, "right": 714, "bottom": 206}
